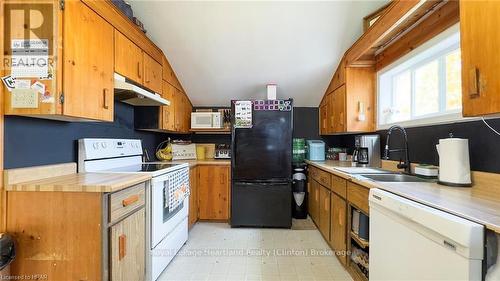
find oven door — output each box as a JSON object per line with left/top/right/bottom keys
{"left": 151, "top": 175, "right": 189, "bottom": 248}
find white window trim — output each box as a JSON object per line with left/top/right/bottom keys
{"left": 376, "top": 23, "right": 474, "bottom": 130}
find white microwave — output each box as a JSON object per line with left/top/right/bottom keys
{"left": 191, "top": 112, "right": 222, "bottom": 129}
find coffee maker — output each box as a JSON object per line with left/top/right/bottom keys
{"left": 352, "top": 135, "right": 381, "bottom": 167}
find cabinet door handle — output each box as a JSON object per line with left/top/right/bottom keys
{"left": 219, "top": 173, "right": 225, "bottom": 184}
{"left": 122, "top": 194, "right": 139, "bottom": 207}
{"left": 137, "top": 62, "right": 142, "bottom": 79}
{"left": 339, "top": 112, "right": 344, "bottom": 126}
{"left": 119, "top": 234, "right": 127, "bottom": 260}
{"left": 469, "top": 67, "right": 480, "bottom": 98}
{"left": 103, "top": 89, "right": 110, "bottom": 109}
{"left": 324, "top": 198, "right": 329, "bottom": 210}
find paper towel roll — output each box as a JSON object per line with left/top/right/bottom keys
{"left": 437, "top": 138, "right": 471, "bottom": 186}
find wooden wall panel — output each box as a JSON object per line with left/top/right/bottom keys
{"left": 375, "top": 1, "right": 460, "bottom": 70}
{"left": 83, "top": 0, "right": 163, "bottom": 63}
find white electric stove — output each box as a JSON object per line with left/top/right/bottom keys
{"left": 78, "top": 138, "right": 190, "bottom": 281}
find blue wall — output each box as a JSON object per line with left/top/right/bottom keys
{"left": 4, "top": 101, "right": 174, "bottom": 169}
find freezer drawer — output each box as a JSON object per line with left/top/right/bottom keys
{"left": 231, "top": 181, "right": 292, "bottom": 228}
{"left": 369, "top": 188, "right": 484, "bottom": 281}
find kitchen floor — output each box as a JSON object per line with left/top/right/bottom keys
{"left": 159, "top": 222, "right": 352, "bottom": 281}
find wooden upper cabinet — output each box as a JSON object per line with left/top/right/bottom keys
{"left": 143, "top": 53, "right": 163, "bottom": 94}
{"left": 198, "top": 166, "right": 230, "bottom": 220}
{"left": 320, "top": 66, "right": 374, "bottom": 135}
{"left": 162, "top": 56, "right": 183, "bottom": 91}
{"left": 319, "top": 99, "right": 329, "bottom": 135}
{"left": 162, "top": 56, "right": 176, "bottom": 86}
{"left": 63, "top": 0, "right": 114, "bottom": 121}
{"left": 333, "top": 85, "right": 346, "bottom": 133}
{"left": 184, "top": 94, "right": 192, "bottom": 132}
{"left": 114, "top": 30, "right": 143, "bottom": 84}
{"left": 344, "top": 67, "right": 374, "bottom": 132}
{"left": 173, "top": 89, "right": 185, "bottom": 132}
{"left": 161, "top": 81, "right": 176, "bottom": 131}
{"left": 460, "top": 0, "right": 500, "bottom": 117}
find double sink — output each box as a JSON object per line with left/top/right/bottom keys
{"left": 333, "top": 167, "right": 433, "bottom": 183}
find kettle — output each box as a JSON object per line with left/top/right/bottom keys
{"left": 435, "top": 134, "right": 472, "bottom": 187}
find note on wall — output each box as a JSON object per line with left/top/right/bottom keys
{"left": 234, "top": 100, "right": 253, "bottom": 128}
{"left": 11, "top": 39, "right": 49, "bottom": 78}
{"left": 11, "top": 89, "right": 38, "bottom": 108}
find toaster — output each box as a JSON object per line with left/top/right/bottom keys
{"left": 171, "top": 143, "right": 196, "bottom": 160}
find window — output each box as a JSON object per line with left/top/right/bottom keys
{"left": 378, "top": 25, "right": 462, "bottom": 128}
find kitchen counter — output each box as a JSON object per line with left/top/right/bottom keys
{"left": 4, "top": 160, "right": 231, "bottom": 193}
{"left": 4, "top": 162, "right": 151, "bottom": 193}
{"left": 306, "top": 160, "right": 500, "bottom": 234}
{"left": 170, "top": 159, "right": 231, "bottom": 167}
{"left": 6, "top": 172, "right": 151, "bottom": 193}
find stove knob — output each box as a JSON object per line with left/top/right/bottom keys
{"left": 93, "top": 142, "right": 99, "bottom": 150}
{"left": 101, "top": 142, "right": 107, "bottom": 149}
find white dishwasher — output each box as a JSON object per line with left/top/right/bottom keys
{"left": 369, "top": 188, "right": 484, "bottom": 281}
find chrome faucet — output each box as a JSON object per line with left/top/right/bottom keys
{"left": 384, "top": 125, "right": 411, "bottom": 174}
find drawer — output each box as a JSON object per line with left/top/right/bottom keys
{"left": 109, "top": 183, "right": 145, "bottom": 223}
{"left": 309, "top": 166, "right": 331, "bottom": 188}
{"left": 331, "top": 175, "right": 347, "bottom": 199}
{"left": 347, "top": 182, "right": 369, "bottom": 214}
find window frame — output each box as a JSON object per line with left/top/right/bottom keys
{"left": 376, "top": 24, "right": 472, "bottom": 130}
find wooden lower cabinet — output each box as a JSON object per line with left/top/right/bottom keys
{"left": 330, "top": 192, "right": 347, "bottom": 265}
{"left": 6, "top": 183, "right": 147, "bottom": 280}
{"left": 308, "top": 165, "right": 370, "bottom": 281}
{"left": 110, "top": 208, "right": 145, "bottom": 281}
{"left": 308, "top": 179, "right": 320, "bottom": 224}
{"left": 188, "top": 166, "right": 198, "bottom": 228}
{"left": 318, "top": 185, "right": 331, "bottom": 240}
{"left": 347, "top": 182, "right": 370, "bottom": 214}
{"left": 198, "top": 165, "right": 230, "bottom": 220}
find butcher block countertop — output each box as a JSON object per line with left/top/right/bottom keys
{"left": 4, "top": 163, "right": 151, "bottom": 193}
{"left": 306, "top": 160, "right": 500, "bottom": 234}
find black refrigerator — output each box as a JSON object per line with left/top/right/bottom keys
{"left": 230, "top": 99, "right": 293, "bottom": 228}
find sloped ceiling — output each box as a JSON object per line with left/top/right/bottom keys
{"left": 129, "top": 1, "right": 387, "bottom": 107}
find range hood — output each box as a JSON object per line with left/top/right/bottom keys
{"left": 114, "top": 73, "right": 170, "bottom": 106}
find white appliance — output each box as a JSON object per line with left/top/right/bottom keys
{"left": 369, "top": 188, "right": 484, "bottom": 281}
{"left": 191, "top": 112, "right": 222, "bottom": 129}
{"left": 78, "top": 138, "right": 190, "bottom": 281}
{"left": 172, "top": 143, "right": 196, "bottom": 160}
{"left": 436, "top": 136, "right": 472, "bottom": 187}
{"left": 114, "top": 73, "right": 170, "bottom": 106}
